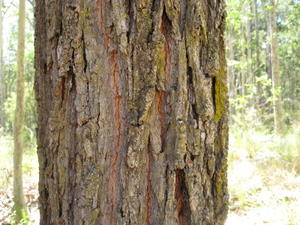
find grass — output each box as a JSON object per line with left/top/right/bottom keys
{"left": 0, "top": 131, "right": 39, "bottom": 225}
{"left": 226, "top": 113, "right": 300, "bottom": 225}
{"left": 0, "top": 134, "right": 14, "bottom": 189}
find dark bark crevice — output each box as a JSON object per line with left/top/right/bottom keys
{"left": 35, "top": 0, "right": 228, "bottom": 224}
{"left": 187, "top": 66, "right": 198, "bottom": 123}
{"left": 212, "top": 77, "right": 216, "bottom": 113}
{"left": 155, "top": 90, "right": 165, "bottom": 150}
{"left": 161, "top": 6, "right": 172, "bottom": 40}
{"left": 82, "top": 35, "right": 87, "bottom": 73}
{"left": 146, "top": 139, "right": 154, "bottom": 225}
{"left": 175, "top": 169, "right": 191, "bottom": 225}
{"left": 125, "top": 0, "right": 134, "bottom": 42}
{"left": 179, "top": 0, "right": 187, "bottom": 37}
{"left": 67, "top": 63, "right": 78, "bottom": 224}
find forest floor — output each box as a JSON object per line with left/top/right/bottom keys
{"left": 226, "top": 126, "right": 300, "bottom": 225}
{"left": 0, "top": 128, "right": 300, "bottom": 225}
{"left": 0, "top": 135, "right": 39, "bottom": 225}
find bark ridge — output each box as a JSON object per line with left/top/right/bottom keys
{"left": 35, "top": 0, "right": 228, "bottom": 224}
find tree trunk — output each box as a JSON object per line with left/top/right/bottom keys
{"left": 246, "top": 1, "right": 253, "bottom": 98}
{"left": 254, "top": 0, "right": 259, "bottom": 71}
{"left": 226, "top": 35, "right": 236, "bottom": 115}
{"left": 269, "top": 0, "right": 283, "bottom": 134}
{"left": 35, "top": 1, "right": 228, "bottom": 225}
{"left": 0, "top": 0, "right": 4, "bottom": 128}
{"left": 253, "top": 0, "right": 262, "bottom": 109}
{"left": 13, "top": 0, "right": 26, "bottom": 222}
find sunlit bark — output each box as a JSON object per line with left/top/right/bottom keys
{"left": 35, "top": 1, "right": 229, "bottom": 224}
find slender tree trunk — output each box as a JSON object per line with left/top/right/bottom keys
{"left": 226, "top": 36, "right": 235, "bottom": 115}
{"left": 264, "top": 1, "right": 272, "bottom": 83}
{"left": 13, "top": 0, "right": 26, "bottom": 222}
{"left": 254, "top": 0, "right": 260, "bottom": 70}
{"left": 35, "top": 1, "right": 228, "bottom": 225}
{"left": 0, "top": 0, "right": 4, "bottom": 128}
{"left": 241, "top": 22, "right": 246, "bottom": 99}
{"left": 254, "top": 0, "right": 262, "bottom": 109}
{"left": 246, "top": 1, "right": 253, "bottom": 97}
{"left": 269, "top": 0, "right": 283, "bottom": 134}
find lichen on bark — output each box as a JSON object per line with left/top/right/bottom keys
{"left": 35, "top": 0, "right": 228, "bottom": 224}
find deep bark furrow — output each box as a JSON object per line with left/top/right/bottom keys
{"left": 146, "top": 141, "right": 154, "bottom": 225}
{"left": 175, "top": 169, "right": 191, "bottom": 225}
{"left": 35, "top": 0, "right": 228, "bottom": 224}
{"left": 155, "top": 91, "right": 166, "bottom": 147}
{"left": 108, "top": 47, "right": 122, "bottom": 225}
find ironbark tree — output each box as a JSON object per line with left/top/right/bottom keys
{"left": 35, "top": 0, "right": 228, "bottom": 224}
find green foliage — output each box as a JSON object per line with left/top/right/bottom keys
{"left": 1, "top": 4, "right": 36, "bottom": 148}
{"left": 0, "top": 3, "right": 38, "bottom": 223}
{"left": 227, "top": 0, "right": 300, "bottom": 132}
{"left": 0, "top": 0, "right": 299, "bottom": 224}
{"left": 0, "top": 133, "right": 38, "bottom": 224}
{"left": 226, "top": 0, "right": 300, "bottom": 224}
{"left": 10, "top": 209, "right": 29, "bottom": 225}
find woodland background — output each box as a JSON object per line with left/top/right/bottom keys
{"left": 0, "top": 0, "right": 299, "bottom": 224}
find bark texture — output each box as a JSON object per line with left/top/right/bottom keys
{"left": 35, "top": 0, "right": 228, "bottom": 224}
{"left": 13, "top": 0, "right": 26, "bottom": 221}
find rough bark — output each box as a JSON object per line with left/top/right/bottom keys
{"left": 13, "top": 0, "right": 26, "bottom": 222}
{"left": 269, "top": 0, "right": 283, "bottom": 134}
{"left": 35, "top": 0, "right": 228, "bottom": 225}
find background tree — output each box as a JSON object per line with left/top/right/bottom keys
{"left": 0, "top": 0, "right": 4, "bottom": 128}
{"left": 0, "top": 1, "right": 37, "bottom": 223}
{"left": 269, "top": 0, "right": 283, "bottom": 134}
{"left": 225, "top": 1, "right": 300, "bottom": 224}
{"left": 13, "top": 0, "right": 26, "bottom": 222}
{"left": 278, "top": 0, "right": 300, "bottom": 125}
{"left": 1, "top": 0, "right": 299, "bottom": 224}
{"left": 35, "top": 0, "right": 228, "bottom": 224}
{"left": 226, "top": 0, "right": 299, "bottom": 132}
